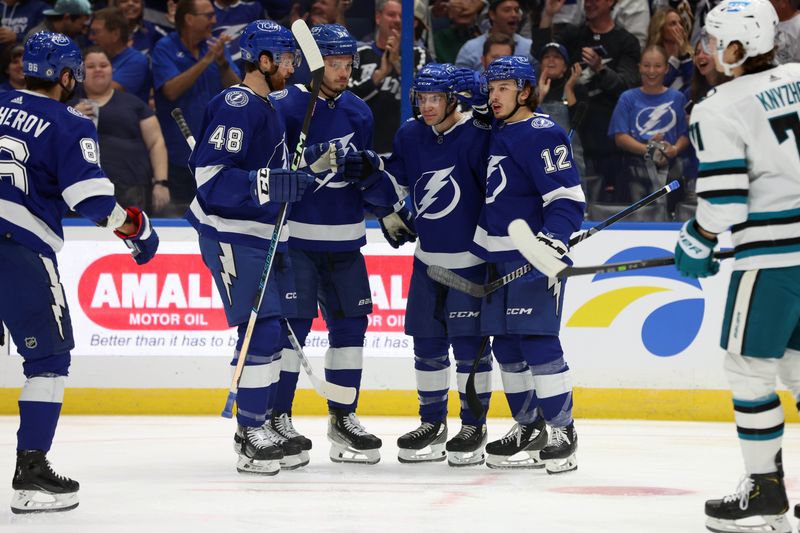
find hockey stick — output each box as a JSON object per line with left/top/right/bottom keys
{"left": 284, "top": 320, "right": 357, "bottom": 404}
{"left": 171, "top": 108, "right": 196, "bottom": 150}
{"left": 222, "top": 20, "right": 324, "bottom": 418}
{"left": 171, "top": 97, "right": 348, "bottom": 405}
{"left": 427, "top": 180, "right": 681, "bottom": 298}
{"left": 508, "top": 218, "right": 735, "bottom": 278}
{"left": 567, "top": 101, "right": 588, "bottom": 141}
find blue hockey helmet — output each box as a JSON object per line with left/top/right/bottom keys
{"left": 311, "top": 23, "right": 359, "bottom": 68}
{"left": 483, "top": 55, "right": 537, "bottom": 89}
{"left": 240, "top": 20, "right": 301, "bottom": 68}
{"left": 412, "top": 63, "right": 457, "bottom": 94}
{"left": 23, "top": 31, "right": 84, "bottom": 83}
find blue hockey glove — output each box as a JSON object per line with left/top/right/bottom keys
{"left": 675, "top": 218, "right": 719, "bottom": 278}
{"left": 114, "top": 207, "right": 159, "bottom": 265}
{"left": 453, "top": 68, "right": 488, "bottom": 108}
{"left": 302, "top": 141, "right": 344, "bottom": 174}
{"left": 249, "top": 167, "right": 314, "bottom": 205}
{"left": 342, "top": 150, "right": 383, "bottom": 190}
{"left": 379, "top": 207, "right": 417, "bottom": 248}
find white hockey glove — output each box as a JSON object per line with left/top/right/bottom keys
{"left": 535, "top": 231, "right": 569, "bottom": 262}
{"left": 379, "top": 207, "right": 417, "bottom": 248}
{"left": 300, "top": 141, "right": 344, "bottom": 174}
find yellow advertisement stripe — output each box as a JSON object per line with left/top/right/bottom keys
{"left": 567, "top": 286, "right": 670, "bottom": 327}
{"left": 1, "top": 388, "right": 798, "bottom": 422}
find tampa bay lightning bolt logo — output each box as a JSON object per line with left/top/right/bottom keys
{"left": 314, "top": 132, "right": 356, "bottom": 191}
{"left": 485, "top": 155, "right": 507, "bottom": 205}
{"left": 414, "top": 166, "right": 461, "bottom": 220}
{"left": 531, "top": 117, "right": 555, "bottom": 129}
{"left": 225, "top": 90, "right": 249, "bottom": 108}
{"left": 635, "top": 101, "right": 677, "bottom": 138}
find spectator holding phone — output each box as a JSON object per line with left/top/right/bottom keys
{"left": 533, "top": 0, "right": 640, "bottom": 201}
{"left": 647, "top": 7, "right": 693, "bottom": 96}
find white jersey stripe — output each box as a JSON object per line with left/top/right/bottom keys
{"left": 188, "top": 199, "right": 288, "bottom": 242}
{"left": 288, "top": 219, "right": 365, "bottom": 242}
{"left": 0, "top": 198, "right": 64, "bottom": 251}
{"left": 61, "top": 178, "right": 115, "bottom": 210}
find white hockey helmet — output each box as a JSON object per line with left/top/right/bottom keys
{"left": 703, "top": 0, "right": 778, "bottom": 75}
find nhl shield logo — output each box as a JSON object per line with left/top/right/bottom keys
{"left": 24, "top": 337, "right": 37, "bottom": 349}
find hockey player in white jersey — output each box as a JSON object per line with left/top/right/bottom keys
{"left": 673, "top": 1, "right": 800, "bottom": 531}
{"left": 0, "top": 32, "right": 159, "bottom": 513}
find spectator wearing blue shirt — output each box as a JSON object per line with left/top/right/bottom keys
{"left": 151, "top": 0, "right": 240, "bottom": 210}
{"left": 455, "top": 0, "right": 533, "bottom": 72}
{"left": 0, "top": 0, "right": 49, "bottom": 52}
{"left": 90, "top": 7, "right": 152, "bottom": 103}
{"left": 608, "top": 45, "right": 689, "bottom": 202}
{"left": 112, "top": 0, "right": 167, "bottom": 55}
{"left": 24, "top": 0, "right": 91, "bottom": 44}
{"left": 212, "top": 0, "right": 263, "bottom": 66}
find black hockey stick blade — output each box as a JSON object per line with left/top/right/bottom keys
{"left": 171, "top": 108, "right": 195, "bottom": 150}
{"left": 567, "top": 101, "right": 588, "bottom": 140}
{"left": 425, "top": 265, "right": 486, "bottom": 298}
{"left": 465, "top": 336, "right": 490, "bottom": 419}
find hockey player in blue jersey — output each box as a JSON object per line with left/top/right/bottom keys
{"left": 387, "top": 63, "right": 504, "bottom": 467}
{"left": 472, "top": 56, "right": 585, "bottom": 473}
{"left": 269, "top": 24, "right": 411, "bottom": 465}
{"left": 0, "top": 32, "right": 159, "bottom": 513}
{"left": 185, "top": 20, "right": 326, "bottom": 476}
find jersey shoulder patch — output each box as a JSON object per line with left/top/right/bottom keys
{"left": 67, "top": 106, "right": 91, "bottom": 120}
{"left": 531, "top": 116, "right": 555, "bottom": 129}
{"left": 224, "top": 89, "right": 250, "bottom": 108}
{"left": 270, "top": 88, "right": 289, "bottom": 100}
{"left": 472, "top": 118, "right": 491, "bottom": 130}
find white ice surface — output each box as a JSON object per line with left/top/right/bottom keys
{"left": 1, "top": 417, "right": 798, "bottom": 533}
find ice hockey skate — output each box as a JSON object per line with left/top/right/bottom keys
{"left": 540, "top": 423, "right": 577, "bottom": 474}
{"left": 327, "top": 410, "right": 382, "bottom": 464}
{"left": 233, "top": 424, "right": 283, "bottom": 475}
{"left": 397, "top": 421, "right": 447, "bottom": 463}
{"left": 445, "top": 424, "right": 487, "bottom": 467}
{"left": 485, "top": 419, "right": 547, "bottom": 469}
{"left": 705, "top": 452, "right": 791, "bottom": 533}
{"left": 11, "top": 450, "right": 79, "bottom": 514}
{"left": 270, "top": 412, "right": 311, "bottom": 469}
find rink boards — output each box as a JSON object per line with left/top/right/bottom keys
{"left": 1, "top": 220, "right": 797, "bottom": 422}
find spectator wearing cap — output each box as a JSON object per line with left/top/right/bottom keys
{"left": 532, "top": 0, "right": 639, "bottom": 199}
{"left": 0, "top": 42, "right": 23, "bottom": 90}
{"left": 90, "top": 7, "right": 151, "bottom": 102}
{"left": 111, "top": 0, "right": 167, "bottom": 55}
{"left": 0, "top": 0, "right": 48, "bottom": 55}
{"left": 454, "top": 0, "right": 533, "bottom": 72}
{"left": 433, "top": 0, "right": 483, "bottom": 64}
{"left": 536, "top": 41, "right": 586, "bottom": 176}
{"left": 349, "top": 0, "right": 427, "bottom": 153}
{"left": 25, "top": 0, "right": 91, "bottom": 42}
{"left": 151, "top": 0, "right": 240, "bottom": 212}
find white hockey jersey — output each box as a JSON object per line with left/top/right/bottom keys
{"left": 689, "top": 63, "right": 800, "bottom": 270}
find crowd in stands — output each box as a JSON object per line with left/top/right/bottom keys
{"left": 3, "top": 0, "right": 799, "bottom": 220}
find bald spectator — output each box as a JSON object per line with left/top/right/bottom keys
{"left": 90, "top": 7, "right": 151, "bottom": 102}
{"left": 455, "top": 0, "right": 533, "bottom": 72}
{"left": 151, "top": 0, "right": 240, "bottom": 212}
{"left": 25, "top": 0, "right": 91, "bottom": 42}
{"left": 433, "top": 0, "right": 483, "bottom": 63}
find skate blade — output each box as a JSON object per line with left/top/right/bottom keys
{"left": 280, "top": 451, "right": 310, "bottom": 470}
{"left": 329, "top": 445, "right": 380, "bottom": 465}
{"left": 486, "top": 450, "right": 545, "bottom": 470}
{"left": 398, "top": 444, "right": 446, "bottom": 464}
{"left": 447, "top": 449, "right": 486, "bottom": 468}
{"left": 705, "top": 514, "right": 792, "bottom": 533}
{"left": 236, "top": 457, "right": 280, "bottom": 475}
{"left": 11, "top": 489, "right": 79, "bottom": 514}
{"left": 544, "top": 453, "right": 578, "bottom": 475}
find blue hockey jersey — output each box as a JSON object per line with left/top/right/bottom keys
{"left": 212, "top": 0, "right": 264, "bottom": 65}
{"left": 270, "top": 84, "right": 399, "bottom": 252}
{"left": 0, "top": 90, "right": 116, "bottom": 255}
{"left": 186, "top": 85, "right": 291, "bottom": 250}
{"left": 472, "top": 114, "right": 585, "bottom": 263}
{"left": 385, "top": 114, "right": 489, "bottom": 270}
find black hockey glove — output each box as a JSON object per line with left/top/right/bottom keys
{"left": 342, "top": 150, "right": 383, "bottom": 190}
